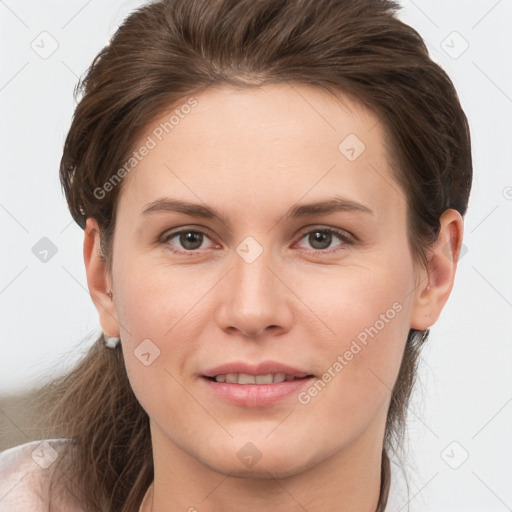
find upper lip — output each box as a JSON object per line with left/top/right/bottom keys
{"left": 202, "top": 361, "right": 313, "bottom": 378}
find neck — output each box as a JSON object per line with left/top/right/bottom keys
{"left": 143, "top": 417, "right": 386, "bottom": 512}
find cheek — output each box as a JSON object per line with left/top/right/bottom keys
{"left": 115, "top": 267, "right": 200, "bottom": 430}
{"left": 113, "top": 254, "right": 201, "bottom": 340}
{"left": 112, "top": 257, "right": 214, "bottom": 396}
{"left": 291, "top": 258, "right": 413, "bottom": 420}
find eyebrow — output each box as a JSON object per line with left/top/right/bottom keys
{"left": 140, "top": 195, "right": 373, "bottom": 227}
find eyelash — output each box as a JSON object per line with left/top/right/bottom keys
{"left": 161, "top": 226, "right": 355, "bottom": 255}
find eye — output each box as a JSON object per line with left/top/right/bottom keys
{"left": 161, "top": 226, "right": 354, "bottom": 255}
{"left": 162, "top": 229, "right": 218, "bottom": 253}
{"left": 295, "top": 227, "right": 353, "bottom": 252}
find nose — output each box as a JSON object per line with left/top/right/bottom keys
{"left": 215, "top": 247, "right": 294, "bottom": 339}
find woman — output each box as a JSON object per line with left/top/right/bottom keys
{"left": 0, "top": 0, "right": 471, "bottom": 510}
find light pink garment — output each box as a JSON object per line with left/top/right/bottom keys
{"left": 0, "top": 438, "right": 85, "bottom": 512}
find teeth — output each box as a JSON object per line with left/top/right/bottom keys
{"left": 273, "top": 372, "right": 286, "bottom": 383}
{"left": 225, "top": 373, "right": 238, "bottom": 383}
{"left": 255, "top": 374, "right": 273, "bottom": 384}
{"left": 214, "top": 372, "right": 297, "bottom": 384}
{"left": 238, "top": 374, "right": 256, "bottom": 384}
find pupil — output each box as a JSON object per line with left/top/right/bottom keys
{"left": 309, "top": 231, "right": 331, "bottom": 250}
{"left": 181, "top": 232, "right": 202, "bottom": 250}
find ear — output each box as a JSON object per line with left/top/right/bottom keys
{"left": 410, "top": 208, "right": 464, "bottom": 330}
{"left": 83, "top": 217, "right": 120, "bottom": 337}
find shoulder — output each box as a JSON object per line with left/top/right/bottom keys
{"left": 0, "top": 438, "right": 83, "bottom": 512}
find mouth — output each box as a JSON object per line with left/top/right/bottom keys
{"left": 200, "top": 361, "right": 316, "bottom": 407}
{"left": 203, "top": 373, "right": 314, "bottom": 384}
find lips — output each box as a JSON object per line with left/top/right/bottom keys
{"left": 200, "top": 361, "right": 315, "bottom": 406}
{"left": 202, "top": 361, "right": 314, "bottom": 381}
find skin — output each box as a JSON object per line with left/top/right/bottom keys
{"left": 84, "top": 83, "right": 463, "bottom": 512}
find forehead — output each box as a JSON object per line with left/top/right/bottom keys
{"left": 117, "top": 83, "right": 405, "bottom": 223}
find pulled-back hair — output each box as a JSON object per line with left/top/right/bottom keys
{"left": 36, "top": 1, "right": 472, "bottom": 510}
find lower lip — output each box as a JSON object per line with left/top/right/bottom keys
{"left": 201, "top": 377, "right": 314, "bottom": 407}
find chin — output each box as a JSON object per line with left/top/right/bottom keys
{"left": 209, "top": 457, "right": 316, "bottom": 480}
{"left": 199, "top": 439, "right": 325, "bottom": 479}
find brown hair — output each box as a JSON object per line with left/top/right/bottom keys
{"left": 36, "top": 0, "right": 472, "bottom": 510}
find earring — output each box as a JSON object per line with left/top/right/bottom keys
{"left": 103, "top": 331, "right": 120, "bottom": 349}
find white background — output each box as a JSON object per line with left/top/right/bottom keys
{"left": 1, "top": 1, "right": 511, "bottom": 510}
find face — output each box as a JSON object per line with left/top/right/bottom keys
{"left": 98, "top": 83, "right": 422, "bottom": 478}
